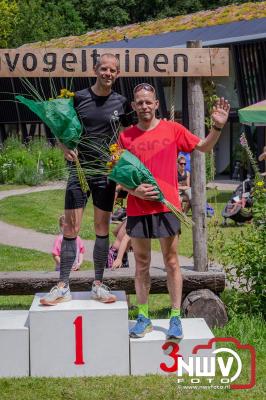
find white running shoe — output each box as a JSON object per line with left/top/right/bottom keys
{"left": 91, "top": 281, "right": 116, "bottom": 303}
{"left": 40, "top": 284, "right": 72, "bottom": 306}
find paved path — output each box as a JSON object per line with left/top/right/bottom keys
{"left": 0, "top": 183, "right": 192, "bottom": 268}
{"left": 0, "top": 180, "right": 237, "bottom": 269}
{"left": 206, "top": 179, "right": 239, "bottom": 191}
{"left": 0, "top": 181, "right": 65, "bottom": 201}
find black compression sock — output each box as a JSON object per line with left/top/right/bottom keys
{"left": 93, "top": 234, "right": 109, "bottom": 281}
{"left": 59, "top": 237, "right": 77, "bottom": 286}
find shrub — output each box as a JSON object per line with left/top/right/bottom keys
{"left": 222, "top": 223, "right": 265, "bottom": 317}
{"left": 0, "top": 137, "right": 66, "bottom": 185}
{"left": 211, "top": 135, "right": 266, "bottom": 316}
{"left": 205, "top": 151, "right": 216, "bottom": 183}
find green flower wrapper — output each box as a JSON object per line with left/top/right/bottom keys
{"left": 15, "top": 95, "right": 89, "bottom": 192}
{"left": 15, "top": 96, "right": 81, "bottom": 149}
{"left": 109, "top": 150, "right": 193, "bottom": 227}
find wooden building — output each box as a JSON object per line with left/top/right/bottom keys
{"left": 0, "top": 16, "right": 265, "bottom": 175}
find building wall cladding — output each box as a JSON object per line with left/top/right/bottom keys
{"left": 0, "top": 76, "right": 167, "bottom": 125}
{"left": 232, "top": 40, "right": 266, "bottom": 107}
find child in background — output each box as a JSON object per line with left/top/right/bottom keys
{"left": 107, "top": 219, "right": 131, "bottom": 269}
{"left": 52, "top": 215, "right": 85, "bottom": 271}
{"left": 111, "top": 184, "right": 127, "bottom": 223}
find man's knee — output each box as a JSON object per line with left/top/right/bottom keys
{"left": 94, "top": 219, "right": 109, "bottom": 232}
{"left": 164, "top": 255, "right": 179, "bottom": 273}
{"left": 63, "top": 219, "right": 81, "bottom": 237}
{"left": 135, "top": 256, "right": 150, "bottom": 277}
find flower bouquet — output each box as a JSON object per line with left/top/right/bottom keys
{"left": 16, "top": 89, "right": 89, "bottom": 192}
{"left": 109, "top": 149, "right": 193, "bottom": 227}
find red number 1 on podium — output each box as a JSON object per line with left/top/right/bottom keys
{"left": 73, "top": 316, "right": 85, "bottom": 365}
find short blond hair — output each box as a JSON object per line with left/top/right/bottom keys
{"left": 178, "top": 155, "right": 186, "bottom": 163}
{"left": 95, "top": 53, "right": 120, "bottom": 71}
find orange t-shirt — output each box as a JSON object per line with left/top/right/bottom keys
{"left": 119, "top": 120, "right": 200, "bottom": 216}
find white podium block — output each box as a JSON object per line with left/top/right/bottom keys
{"left": 130, "top": 318, "right": 214, "bottom": 375}
{"left": 30, "top": 291, "right": 129, "bottom": 377}
{"left": 0, "top": 311, "right": 29, "bottom": 377}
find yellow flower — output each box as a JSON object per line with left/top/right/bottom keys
{"left": 106, "top": 161, "right": 113, "bottom": 168}
{"left": 256, "top": 181, "right": 264, "bottom": 187}
{"left": 109, "top": 143, "right": 119, "bottom": 153}
{"left": 56, "top": 89, "right": 75, "bottom": 99}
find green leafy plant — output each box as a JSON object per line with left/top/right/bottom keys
{"left": 203, "top": 79, "right": 217, "bottom": 183}
{"left": 0, "top": 137, "right": 66, "bottom": 185}
{"left": 220, "top": 134, "right": 266, "bottom": 316}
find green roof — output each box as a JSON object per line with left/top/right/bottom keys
{"left": 24, "top": 2, "right": 266, "bottom": 48}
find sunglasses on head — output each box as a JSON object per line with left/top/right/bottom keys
{"left": 133, "top": 83, "right": 155, "bottom": 94}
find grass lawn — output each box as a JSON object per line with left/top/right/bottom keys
{"left": 0, "top": 188, "right": 247, "bottom": 259}
{"left": 0, "top": 186, "right": 263, "bottom": 397}
{"left": 0, "top": 244, "right": 93, "bottom": 271}
{"left": 0, "top": 292, "right": 265, "bottom": 399}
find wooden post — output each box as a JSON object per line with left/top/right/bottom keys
{"left": 187, "top": 40, "right": 208, "bottom": 272}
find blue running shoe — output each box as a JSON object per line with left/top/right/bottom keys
{"left": 130, "top": 315, "right": 153, "bottom": 338}
{"left": 167, "top": 316, "right": 183, "bottom": 339}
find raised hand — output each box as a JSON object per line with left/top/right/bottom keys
{"left": 211, "top": 97, "right": 230, "bottom": 128}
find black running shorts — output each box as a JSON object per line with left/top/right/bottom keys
{"left": 126, "top": 212, "right": 181, "bottom": 238}
{"left": 65, "top": 172, "right": 116, "bottom": 212}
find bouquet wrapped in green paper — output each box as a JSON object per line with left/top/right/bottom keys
{"left": 16, "top": 90, "right": 89, "bottom": 192}
{"left": 109, "top": 150, "right": 193, "bottom": 227}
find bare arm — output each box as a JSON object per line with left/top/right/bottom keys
{"left": 112, "top": 234, "right": 130, "bottom": 270}
{"left": 186, "top": 171, "right": 190, "bottom": 188}
{"left": 111, "top": 234, "right": 131, "bottom": 270}
{"left": 53, "top": 255, "right": 60, "bottom": 264}
{"left": 196, "top": 97, "right": 230, "bottom": 153}
{"left": 72, "top": 253, "right": 84, "bottom": 271}
{"left": 258, "top": 150, "right": 266, "bottom": 162}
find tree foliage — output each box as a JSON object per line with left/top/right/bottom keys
{"left": 1, "top": 0, "right": 264, "bottom": 47}
{"left": 0, "top": 0, "right": 18, "bottom": 47}
{"left": 7, "top": 0, "right": 85, "bottom": 48}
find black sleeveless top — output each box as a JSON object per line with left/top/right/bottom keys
{"left": 178, "top": 170, "right": 187, "bottom": 183}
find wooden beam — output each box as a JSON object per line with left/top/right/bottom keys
{"left": 0, "top": 269, "right": 225, "bottom": 295}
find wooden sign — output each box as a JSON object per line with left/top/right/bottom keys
{"left": 0, "top": 48, "right": 229, "bottom": 77}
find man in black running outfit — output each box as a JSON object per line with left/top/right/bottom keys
{"left": 41, "top": 53, "right": 132, "bottom": 305}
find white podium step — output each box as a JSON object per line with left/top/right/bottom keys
{"left": 130, "top": 318, "right": 214, "bottom": 375}
{"left": 29, "top": 291, "right": 129, "bottom": 377}
{"left": 0, "top": 311, "right": 29, "bottom": 377}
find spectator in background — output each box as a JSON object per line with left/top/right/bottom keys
{"left": 179, "top": 152, "right": 191, "bottom": 172}
{"left": 106, "top": 219, "right": 131, "bottom": 269}
{"left": 258, "top": 146, "right": 266, "bottom": 162}
{"left": 111, "top": 184, "right": 127, "bottom": 223}
{"left": 178, "top": 155, "right": 192, "bottom": 213}
{"left": 52, "top": 215, "right": 85, "bottom": 272}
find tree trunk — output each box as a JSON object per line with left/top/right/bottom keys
{"left": 0, "top": 270, "right": 225, "bottom": 295}
{"left": 187, "top": 40, "right": 208, "bottom": 272}
{"left": 182, "top": 289, "right": 228, "bottom": 328}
